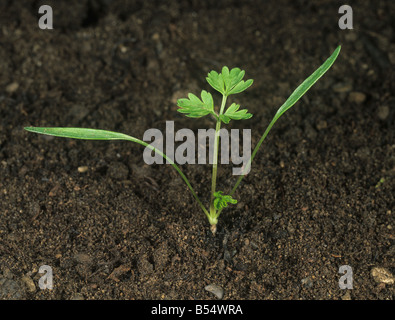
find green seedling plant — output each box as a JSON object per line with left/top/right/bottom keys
{"left": 25, "top": 46, "right": 341, "bottom": 234}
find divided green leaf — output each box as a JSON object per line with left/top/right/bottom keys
{"left": 177, "top": 90, "right": 215, "bottom": 118}
{"left": 213, "top": 191, "right": 237, "bottom": 210}
{"left": 219, "top": 103, "right": 253, "bottom": 124}
{"left": 206, "top": 70, "right": 224, "bottom": 94}
{"left": 206, "top": 66, "right": 253, "bottom": 96}
{"left": 228, "top": 79, "right": 253, "bottom": 95}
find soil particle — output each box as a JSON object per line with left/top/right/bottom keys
{"left": 77, "top": 166, "right": 89, "bottom": 173}
{"left": 5, "top": 82, "right": 19, "bottom": 94}
{"left": 108, "top": 265, "right": 131, "bottom": 282}
{"left": 205, "top": 284, "right": 224, "bottom": 299}
{"left": 377, "top": 105, "right": 389, "bottom": 120}
{"left": 74, "top": 253, "right": 93, "bottom": 266}
{"left": 332, "top": 82, "right": 353, "bottom": 93}
{"left": 371, "top": 268, "right": 395, "bottom": 285}
{"left": 21, "top": 275, "right": 36, "bottom": 293}
{"left": 301, "top": 277, "right": 314, "bottom": 289}
{"left": 348, "top": 92, "right": 367, "bottom": 104}
{"left": 315, "top": 120, "right": 328, "bottom": 131}
{"left": 341, "top": 291, "right": 352, "bottom": 300}
{"left": 137, "top": 253, "right": 154, "bottom": 276}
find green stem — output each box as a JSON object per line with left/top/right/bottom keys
{"left": 208, "top": 94, "right": 227, "bottom": 224}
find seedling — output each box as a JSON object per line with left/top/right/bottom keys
{"left": 25, "top": 46, "right": 341, "bottom": 234}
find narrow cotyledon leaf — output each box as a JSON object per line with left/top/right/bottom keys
{"left": 273, "top": 45, "right": 341, "bottom": 122}
{"left": 24, "top": 126, "right": 209, "bottom": 217}
{"left": 214, "top": 45, "right": 342, "bottom": 221}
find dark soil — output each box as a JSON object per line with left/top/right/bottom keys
{"left": 0, "top": 0, "right": 394, "bottom": 300}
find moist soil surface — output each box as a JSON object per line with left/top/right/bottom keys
{"left": 0, "top": 0, "right": 394, "bottom": 300}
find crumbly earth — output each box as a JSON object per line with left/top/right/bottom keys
{"left": 0, "top": 0, "right": 394, "bottom": 300}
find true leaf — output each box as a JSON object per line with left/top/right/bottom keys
{"left": 228, "top": 79, "right": 253, "bottom": 95}
{"left": 177, "top": 90, "right": 215, "bottom": 118}
{"left": 206, "top": 70, "right": 225, "bottom": 95}
{"left": 213, "top": 191, "right": 237, "bottom": 210}
{"left": 206, "top": 66, "right": 253, "bottom": 96}
{"left": 220, "top": 103, "right": 253, "bottom": 124}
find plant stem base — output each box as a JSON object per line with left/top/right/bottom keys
{"left": 210, "top": 224, "right": 217, "bottom": 235}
